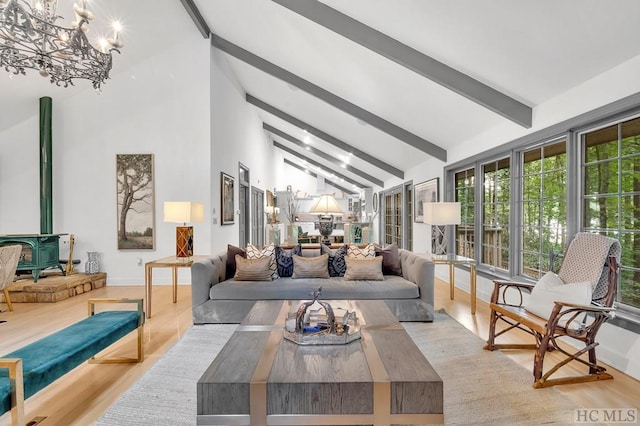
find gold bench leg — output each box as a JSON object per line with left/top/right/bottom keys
{"left": 0, "top": 358, "right": 24, "bottom": 426}
{"left": 87, "top": 298, "right": 145, "bottom": 364}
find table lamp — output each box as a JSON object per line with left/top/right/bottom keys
{"left": 423, "top": 202, "right": 461, "bottom": 255}
{"left": 309, "top": 194, "right": 343, "bottom": 245}
{"left": 163, "top": 201, "right": 204, "bottom": 260}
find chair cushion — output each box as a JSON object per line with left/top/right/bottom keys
{"left": 524, "top": 271, "right": 592, "bottom": 320}
{"left": 234, "top": 255, "right": 273, "bottom": 281}
{"left": 344, "top": 256, "right": 384, "bottom": 281}
{"left": 292, "top": 254, "right": 329, "bottom": 279}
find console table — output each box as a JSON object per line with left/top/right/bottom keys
{"left": 144, "top": 255, "right": 207, "bottom": 319}
{"left": 431, "top": 253, "right": 477, "bottom": 314}
{"left": 0, "top": 234, "right": 65, "bottom": 282}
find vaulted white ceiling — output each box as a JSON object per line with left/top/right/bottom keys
{"left": 3, "top": 0, "right": 640, "bottom": 191}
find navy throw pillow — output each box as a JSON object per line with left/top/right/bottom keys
{"left": 321, "top": 244, "right": 347, "bottom": 277}
{"left": 275, "top": 245, "right": 302, "bottom": 277}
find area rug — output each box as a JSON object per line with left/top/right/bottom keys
{"left": 96, "top": 311, "right": 580, "bottom": 425}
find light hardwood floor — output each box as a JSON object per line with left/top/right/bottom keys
{"left": 1, "top": 278, "right": 638, "bottom": 425}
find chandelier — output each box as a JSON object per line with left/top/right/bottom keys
{"left": 0, "top": 0, "right": 123, "bottom": 89}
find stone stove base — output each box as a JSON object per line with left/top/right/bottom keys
{"left": 1, "top": 273, "right": 107, "bottom": 304}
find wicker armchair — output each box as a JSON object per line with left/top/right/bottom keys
{"left": 0, "top": 245, "right": 22, "bottom": 312}
{"left": 484, "top": 232, "right": 621, "bottom": 388}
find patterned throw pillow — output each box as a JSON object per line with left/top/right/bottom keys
{"left": 347, "top": 243, "right": 376, "bottom": 259}
{"left": 344, "top": 256, "right": 384, "bottom": 281}
{"left": 233, "top": 255, "right": 273, "bottom": 281}
{"left": 275, "top": 245, "right": 303, "bottom": 277}
{"left": 321, "top": 244, "right": 347, "bottom": 277}
{"left": 292, "top": 254, "right": 330, "bottom": 279}
{"left": 375, "top": 244, "right": 402, "bottom": 276}
{"left": 226, "top": 244, "right": 246, "bottom": 278}
{"left": 246, "top": 243, "right": 278, "bottom": 279}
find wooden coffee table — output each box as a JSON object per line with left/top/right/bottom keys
{"left": 197, "top": 300, "right": 444, "bottom": 425}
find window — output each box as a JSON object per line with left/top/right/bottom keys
{"left": 455, "top": 168, "right": 475, "bottom": 258}
{"left": 482, "top": 157, "right": 510, "bottom": 271}
{"left": 521, "top": 140, "right": 567, "bottom": 278}
{"left": 582, "top": 117, "right": 640, "bottom": 310}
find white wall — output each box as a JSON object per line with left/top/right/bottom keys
{"left": 0, "top": 15, "right": 211, "bottom": 286}
{"left": 417, "top": 53, "right": 640, "bottom": 380}
{"left": 209, "top": 47, "right": 278, "bottom": 254}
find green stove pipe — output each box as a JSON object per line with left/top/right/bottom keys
{"left": 40, "top": 96, "right": 53, "bottom": 235}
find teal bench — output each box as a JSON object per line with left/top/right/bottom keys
{"left": 0, "top": 298, "right": 144, "bottom": 426}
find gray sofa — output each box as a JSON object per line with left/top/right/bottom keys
{"left": 191, "top": 248, "right": 435, "bottom": 323}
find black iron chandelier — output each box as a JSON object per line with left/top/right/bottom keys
{"left": 0, "top": 0, "right": 123, "bottom": 89}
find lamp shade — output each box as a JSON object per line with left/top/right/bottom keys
{"left": 309, "top": 194, "right": 343, "bottom": 215}
{"left": 163, "top": 201, "right": 204, "bottom": 224}
{"left": 423, "top": 202, "right": 461, "bottom": 225}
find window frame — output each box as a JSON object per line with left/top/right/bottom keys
{"left": 444, "top": 95, "right": 640, "bottom": 330}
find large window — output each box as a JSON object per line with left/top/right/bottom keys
{"left": 582, "top": 117, "right": 640, "bottom": 310}
{"left": 521, "top": 140, "right": 567, "bottom": 278}
{"left": 482, "top": 158, "right": 510, "bottom": 271}
{"left": 455, "top": 168, "right": 475, "bottom": 258}
{"left": 446, "top": 106, "right": 640, "bottom": 319}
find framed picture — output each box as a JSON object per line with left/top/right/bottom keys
{"left": 414, "top": 177, "right": 439, "bottom": 223}
{"left": 221, "top": 172, "right": 235, "bottom": 225}
{"left": 116, "top": 154, "right": 155, "bottom": 249}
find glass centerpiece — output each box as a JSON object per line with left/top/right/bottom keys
{"left": 284, "top": 287, "right": 361, "bottom": 345}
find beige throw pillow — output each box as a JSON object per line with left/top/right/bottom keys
{"left": 234, "top": 255, "right": 273, "bottom": 281}
{"left": 344, "top": 256, "right": 384, "bottom": 281}
{"left": 246, "top": 243, "right": 278, "bottom": 279}
{"left": 292, "top": 254, "right": 329, "bottom": 279}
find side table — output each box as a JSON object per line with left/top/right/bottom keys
{"left": 144, "top": 255, "right": 206, "bottom": 319}
{"left": 431, "top": 254, "right": 477, "bottom": 314}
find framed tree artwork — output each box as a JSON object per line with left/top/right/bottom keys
{"left": 116, "top": 154, "right": 155, "bottom": 249}
{"left": 414, "top": 177, "right": 439, "bottom": 223}
{"left": 221, "top": 172, "right": 235, "bottom": 225}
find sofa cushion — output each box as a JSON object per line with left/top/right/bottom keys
{"left": 347, "top": 243, "right": 375, "bottom": 259}
{"left": 209, "top": 275, "right": 419, "bottom": 300}
{"left": 226, "top": 244, "right": 246, "bottom": 278}
{"left": 275, "top": 245, "right": 303, "bottom": 277}
{"left": 375, "top": 244, "right": 402, "bottom": 276}
{"left": 292, "top": 254, "right": 330, "bottom": 279}
{"left": 321, "top": 244, "right": 348, "bottom": 277}
{"left": 233, "top": 255, "right": 273, "bottom": 281}
{"left": 246, "top": 243, "right": 278, "bottom": 279}
{"left": 344, "top": 256, "right": 384, "bottom": 281}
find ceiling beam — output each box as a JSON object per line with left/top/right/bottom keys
{"left": 179, "top": 0, "right": 211, "bottom": 39}
{"left": 248, "top": 94, "right": 404, "bottom": 179}
{"left": 273, "top": 141, "right": 366, "bottom": 189}
{"left": 264, "top": 123, "right": 383, "bottom": 187}
{"left": 212, "top": 34, "right": 447, "bottom": 161}
{"left": 283, "top": 159, "right": 357, "bottom": 196}
{"left": 272, "top": 0, "right": 532, "bottom": 128}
